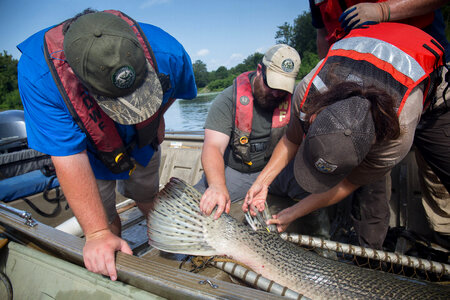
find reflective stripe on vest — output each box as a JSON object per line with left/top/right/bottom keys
{"left": 232, "top": 71, "right": 291, "bottom": 165}
{"left": 301, "top": 23, "right": 444, "bottom": 115}
{"left": 331, "top": 36, "right": 426, "bottom": 82}
{"left": 44, "top": 10, "right": 160, "bottom": 174}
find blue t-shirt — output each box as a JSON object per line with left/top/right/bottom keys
{"left": 17, "top": 21, "right": 197, "bottom": 180}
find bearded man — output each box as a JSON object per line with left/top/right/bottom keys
{"left": 194, "top": 45, "right": 328, "bottom": 238}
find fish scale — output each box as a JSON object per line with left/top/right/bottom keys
{"left": 148, "top": 178, "right": 450, "bottom": 299}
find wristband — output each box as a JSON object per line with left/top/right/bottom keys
{"left": 379, "top": 2, "right": 390, "bottom": 22}
{"left": 386, "top": 3, "right": 391, "bottom": 21}
{"left": 85, "top": 228, "right": 110, "bottom": 239}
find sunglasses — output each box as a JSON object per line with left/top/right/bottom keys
{"left": 261, "top": 64, "right": 270, "bottom": 87}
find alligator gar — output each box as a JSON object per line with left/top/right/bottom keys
{"left": 147, "top": 178, "right": 449, "bottom": 299}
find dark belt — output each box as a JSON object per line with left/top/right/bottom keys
{"left": 250, "top": 142, "right": 267, "bottom": 153}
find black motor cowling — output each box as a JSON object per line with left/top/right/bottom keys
{"left": 0, "top": 110, "right": 28, "bottom": 153}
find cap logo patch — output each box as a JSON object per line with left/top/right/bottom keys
{"left": 112, "top": 66, "right": 136, "bottom": 89}
{"left": 281, "top": 59, "right": 294, "bottom": 73}
{"left": 314, "top": 158, "right": 337, "bottom": 174}
{"left": 239, "top": 96, "right": 250, "bottom": 106}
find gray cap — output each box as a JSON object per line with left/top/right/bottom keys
{"left": 293, "top": 96, "right": 376, "bottom": 193}
{"left": 63, "top": 12, "right": 162, "bottom": 125}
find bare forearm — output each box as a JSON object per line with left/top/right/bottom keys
{"left": 202, "top": 145, "right": 227, "bottom": 188}
{"left": 52, "top": 151, "right": 109, "bottom": 235}
{"left": 387, "top": 0, "right": 448, "bottom": 21}
{"left": 255, "top": 135, "right": 299, "bottom": 187}
{"left": 291, "top": 178, "right": 360, "bottom": 220}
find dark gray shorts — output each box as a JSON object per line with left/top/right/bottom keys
{"left": 96, "top": 147, "right": 161, "bottom": 223}
{"left": 270, "top": 160, "right": 310, "bottom": 200}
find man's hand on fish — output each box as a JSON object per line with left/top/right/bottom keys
{"left": 200, "top": 184, "right": 231, "bottom": 219}
{"left": 267, "top": 207, "right": 296, "bottom": 233}
{"left": 83, "top": 229, "right": 133, "bottom": 281}
{"left": 243, "top": 181, "right": 268, "bottom": 216}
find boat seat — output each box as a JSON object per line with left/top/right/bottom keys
{"left": 0, "top": 110, "right": 63, "bottom": 216}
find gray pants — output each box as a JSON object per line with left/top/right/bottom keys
{"left": 194, "top": 160, "right": 309, "bottom": 203}
{"left": 350, "top": 175, "right": 391, "bottom": 249}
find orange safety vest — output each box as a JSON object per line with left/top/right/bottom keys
{"left": 300, "top": 23, "right": 445, "bottom": 115}
{"left": 44, "top": 10, "right": 164, "bottom": 174}
{"left": 229, "top": 71, "right": 291, "bottom": 169}
{"left": 313, "top": 0, "right": 434, "bottom": 45}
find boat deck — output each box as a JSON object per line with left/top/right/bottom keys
{"left": 0, "top": 132, "right": 448, "bottom": 299}
{"left": 0, "top": 133, "right": 287, "bottom": 299}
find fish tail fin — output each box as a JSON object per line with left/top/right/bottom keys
{"left": 147, "top": 177, "right": 218, "bottom": 256}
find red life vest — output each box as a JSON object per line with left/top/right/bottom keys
{"left": 300, "top": 23, "right": 445, "bottom": 115}
{"left": 44, "top": 10, "right": 162, "bottom": 174}
{"left": 230, "top": 71, "right": 291, "bottom": 168}
{"left": 313, "top": 0, "right": 434, "bottom": 45}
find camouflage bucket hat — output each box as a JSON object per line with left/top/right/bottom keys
{"left": 64, "top": 12, "right": 163, "bottom": 125}
{"left": 93, "top": 61, "right": 163, "bottom": 125}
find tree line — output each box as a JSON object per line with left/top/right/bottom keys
{"left": 193, "top": 6, "right": 450, "bottom": 92}
{"left": 2, "top": 8, "right": 450, "bottom": 110}
{"left": 0, "top": 51, "right": 21, "bottom": 111}
{"left": 0, "top": 11, "right": 318, "bottom": 111}
{"left": 194, "top": 11, "right": 320, "bottom": 92}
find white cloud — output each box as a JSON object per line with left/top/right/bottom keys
{"left": 229, "top": 53, "right": 243, "bottom": 60}
{"left": 226, "top": 53, "right": 244, "bottom": 67}
{"left": 207, "top": 53, "right": 245, "bottom": 71}
{"left": 197, "top": 49, "right": 210, "bottom": 57}
{"left": 140, "top": 0, "right": 170, "bottom": 9}
{"left": 255, "top": 47, "right": 266, "bottom": 54}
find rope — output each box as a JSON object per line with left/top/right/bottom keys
{"left": 280, "top": 232, "right": 450, "bottom": 277}
{"left": 182, "top": 255, "right": 307, "bottom": 300}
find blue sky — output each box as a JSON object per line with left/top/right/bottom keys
{"left": 0, "top": 0, "right": 310, "bottom": 71}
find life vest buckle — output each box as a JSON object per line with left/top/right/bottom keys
{"left": 129, "top": 164, "right": 137, "bottom": 176}
{"left": 115, "top": 153, "right": 124, "bottom": 163}
{"left": 239, "top": 136, "right": 249, "bottom": 145}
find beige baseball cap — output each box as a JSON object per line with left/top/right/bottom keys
{"left": 262, "top": 44, "right": 301, "bottom": 94}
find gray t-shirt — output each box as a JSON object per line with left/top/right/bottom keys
{"left": 204, "top": 73, "right": 275, "bottom": 172}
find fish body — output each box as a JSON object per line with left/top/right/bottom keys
{"left": 148, "top": 178, "right": 450, "bottom": 299}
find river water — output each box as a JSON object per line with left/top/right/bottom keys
{"left": 165, "top": 92, "right": 219, "bottom": 132}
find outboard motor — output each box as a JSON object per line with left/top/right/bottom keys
{"left": 0, "top": 110, "right": 28, "bottom": 153}
{"left": 0, "top": 110, "right": 64, "bottom": 217}
{"left": 0, "top": 110, "right": 53, "bottom": 179}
